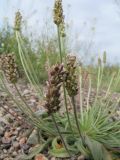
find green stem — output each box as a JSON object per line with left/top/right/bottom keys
{"left": 71, "top": 96, "right": 85, "bottom": 146}
{"left": 37, "top": 128, "right": 41, "bottom": 143}
{"left": 79, "top": 67, "right": 83, "bottom": 121}
{"left": 57, "top": 25, "right": 62, "bottom": 63}
{"left": 63, "top": 85, "right": 74, "bottom": 136}
{"left": 16, "top": 31, "right": 43, "bottom": 97}
{"left": 51, "top": 113, "right": 71, "bottom": 157}
{"left": 93, "top": 65, "right": 101, "bottom": 106}
{"left": 57, "top": 25, "right": 73, "bottom": 135}
{"left": 86, "top": 75, "right": 92, "bottom": 111}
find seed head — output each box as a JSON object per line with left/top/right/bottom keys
{"left": 53, "top": 0, "right": 64, "bottom": 26}
{"left": 65, "top": 56, "right": 78, "bottom": 96}
{"left": 1, "top": 54, "right": 19, "bottom": 83}
{"left": 44, "top": 64, "right": 67, "bottom": 114}
{"left": 14, "top": 11, "right": 22, "bottom": 31}
{"left": 60, "top": 20, "right": 66, "bottom": 37}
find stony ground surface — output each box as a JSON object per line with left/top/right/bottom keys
{"left": 0, "top": 82, "right": 120, "bottom": 160}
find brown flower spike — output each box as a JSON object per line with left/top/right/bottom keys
{"left": 44, "top": 64, "right": 67, "bottom": 113}
{"left": 0, "top": 54, "right": 18, "bottom": 83}
{"left": 65, "top": 55, "right": 78, "bottom": 96}
{"left": 53, "top": 0, "right": 64, "bottom": 26}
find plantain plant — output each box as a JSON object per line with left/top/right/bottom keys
{"left": 0, "top": 0, "right": 120, "bottom": 160}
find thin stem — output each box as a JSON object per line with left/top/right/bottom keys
{"left": 16, "top": 31, "right": 43, "bottom": 97}
{"left": 79, "top": 67, "right": 83, "bottom": 121}
{"left": 63, "top": 86, "right": 74, "bottom": 137}
{"left": 18, "top": 32, "right": 41, "bottom": 86}
{"left": 51, "top": 113, "right": 71, "bottom": 157}
{"left": 71, "top": 96, "right": 85, "bottom": 146}
{"left": 37, "top": 128, "right": 41, "bottom": 143}
{"left": 57, "top": 25, "right": 62, "bottom": 63}
{"left": 57, "top": 25, "right": 73, "bottom": 135}
{"left": 93, "top": 65, "right": 101, "bottom": 106}
{"left": 86, "top": 75, "right": 92, "bottom": 111}
{"left": 114, "top": 69, "right": 120, "bottom": 89}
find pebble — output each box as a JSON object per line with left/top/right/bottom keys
{"left": 2, "top": 137, "right": 11, "bottom": 144}
{"left": 22, "top": 89, "right": 30, "bottom": 95}
{"left": 12, "top": 151, "right": 18, "bottom": 157}
{"left": 77, "top": 155, "right": 85, "bottom": 160}
{"left": 27, "top": 129, "right": 39, "bottom": 145}
{"left": 21, "top": 144, "right": 30, "bottom": 153}
{"left": 12, "top": 141, "right": 20, "bottom": 149}
{"left": 51, "top": 157, "right": 56, "bottom": 160}
{"left": 35, "top": 154, "right": 48, "bottom": 160}
{"left": 0, "top": 155, "right": 5, "bottom": 159}
{"left": 3, "top": 149, "right": 7, "bottom": 153}
{"left": 9, "top": 146, "right": 14, "bottom": 153}
{"left": 19, "top": 137, "right": 27, "bottom": 145}
{"left": 4, "top": 131, "right": 12, "bottom": 138}
{"left": 0, "top": 127, "right": 4, "bottom": 136}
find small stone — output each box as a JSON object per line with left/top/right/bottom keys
{"left": 0, "top": 155, "right": 5, "bottom": 159}
{"left": 35, "top": 154, "right": 48, "bottom": 160}
{"left": 30, "top": 97, "right": 36, "bottom": 103}
{"left": 13, "top": 130, "right": 18, "bottom": 135}
{"left": 9, "top": 146, "right": 14, "bottom": 153}
{"left": 22, "top": 89, "right": 30, "bottom": 95}
{"left": 13, "top": 141, "right": 20, "bottom": 149}
{"left": 2, "top": 137, "right": 11, "bottom": 144}
{"left": 4, "top": 131, "right": 12, "bottom": 138}
{"left": 11, "top": 135, "right": 17, "bottom": 141}
{"left": 3, "top": 149, "right": 7, "bottom": 153}
{"left": 0, "top": 126, "right": 4, "bottom": 136}
{"left": 4, "top": 114, "right": 14, "bottom": 123}
{"left": 21, "top": 144, "right": 30, "bottom": 154}
{"left": 19, "top": 137, "right": 27, "bottom": 145}
{"left": 77, "top": 155, "right": 85, "bottom": 160}
{"left": 12, "top": 151, "right": 18, "bottom": 157}
{"left": 2, "top": 143, "right": 11, "bottom": 149}
{"left": 51, "top": 157, "right": 56, "bottom": 160}
{"left": 16, "top": 127, "right": 21, "bottom": 131}
{"left": 27, "top": 129, "right": 38, "bottom": 145}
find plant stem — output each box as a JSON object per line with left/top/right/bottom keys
{"left": 57, "top": 25, "right": 63, "bottom": 63}
{"left": 63, "top": 86, "right": 74, "bottom": 136}
{"left": 16, "top": 31, "right": 43, "bottom": 97}
{"left": 37, "top": 128, "right": 41, "bottom": 143}
{"left": 86, "top": 75, "right": 92, "bottom": 111}
{"left": 71, "top": 96, "right": 85, "bottom": 146}
{"left": 57, "top": 25, "right": 73, "bottom": 135}
{"left": 51, "top": 113, "right": 71, "bottom": 157}
{"left": 79, "top": 67, "right": 83, "bottom": 121}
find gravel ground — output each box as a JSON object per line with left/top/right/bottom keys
{"left": 0, "top": 83, "right": 120, "bottom": 160}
